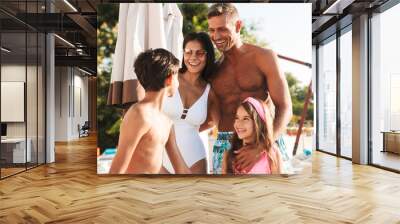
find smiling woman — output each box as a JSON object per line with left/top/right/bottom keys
{"left": 162, "top": 32, "right": 219, "bottom": 174}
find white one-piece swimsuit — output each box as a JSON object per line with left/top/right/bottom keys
{"left": 162, "top": 84, "right": 211, "bottom": 173}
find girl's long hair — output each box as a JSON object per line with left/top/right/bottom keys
{"left": 227, "top": 98, "right": 280, "bottom": 174}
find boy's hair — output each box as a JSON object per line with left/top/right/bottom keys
{"left": 134, "top": 48, "right": 179, "bottom": 91}
{"left": 207, "top": 3, "right": 239, "bottom": 20}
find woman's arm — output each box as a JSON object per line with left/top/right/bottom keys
{"left": 199, "top": 88, "right": 220, "bottom": 132}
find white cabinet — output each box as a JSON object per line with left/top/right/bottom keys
{"left": 1, "top": 138, "right": 32, "bottom": 163}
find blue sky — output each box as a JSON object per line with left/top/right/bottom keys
{"left": 233, "top": 3, "right": 312, "bottom": 85}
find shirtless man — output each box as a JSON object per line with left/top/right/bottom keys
{"left": 207, "top": 3, "right": 293, "bottom": 174}
{"left": 109, "top": 49, "right": 191, "bottom": 174}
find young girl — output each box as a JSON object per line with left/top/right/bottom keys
{"left": 222, "top": 97, "right": 283, "bottom": 174}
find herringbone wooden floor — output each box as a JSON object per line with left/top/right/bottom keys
{"left": 1, "top": 134, "right": 399, "bottom": 224}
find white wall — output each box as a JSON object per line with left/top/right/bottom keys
{"left": 1, "top": 63, "right": 46, "bottom": 163}
{"left": 54, "top": 67, "right": 89, "bottom": 141}
{"left": 72, "top": 72, "right": 89, "bottom": 138}
{"left": 1, "top": 65, "right": 38, "bottom": 138}
{"left": 1, "top": 65, "right": 26, "bottom": 139}
{"left": 55, "top": 66, "right": 69, "bottom": 141}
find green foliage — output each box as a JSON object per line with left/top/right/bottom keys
{"left": 179, "top": 3, "right": 209, "bottom": 36}
{"left": 285, "top": 72, "right": 314, "bottom": 126}
{"left": 97, "top": 4, "right": 121, "bottom": 149}
{"left": 240, "top": 21, "right": 268, "bottom": 47}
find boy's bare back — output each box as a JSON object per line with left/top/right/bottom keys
{"left": 109, "top": 102, "right": 172, "bottom": 174}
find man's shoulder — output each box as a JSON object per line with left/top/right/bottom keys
{"left": 244, "top": 43, "right": 275, "bottom": 57}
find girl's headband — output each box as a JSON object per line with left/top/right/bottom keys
{"left": 243, "top": 97, "right": 266, "bottom": 122}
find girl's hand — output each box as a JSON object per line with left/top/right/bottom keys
{"left": 233, "top": 145, "right": 264, "bottom": 173}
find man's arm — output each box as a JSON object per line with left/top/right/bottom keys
{"left": 230, "top": 49, "right": 292, "bottom": 173}
{"left": 109, "top": 108, "right": 149, "bottom": 174}
{"left": 257, "top": 49, "right": 293, "bottom": 141}
{"left": 199, "top": 88, "right": 220, "bottom": 132}
{"left": 165, "top": 127, "right": 191, "bottom": 174}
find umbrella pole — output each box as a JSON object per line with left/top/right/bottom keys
{"left": 292, "top": 81, "right": 313, "bottom": 156}
{"left": 277, "top": 54, "right": 312, "bottom": 68}
{"left": 275, "top": 53, "right": 313, "bottom": 156}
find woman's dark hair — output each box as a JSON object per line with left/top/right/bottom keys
{"left": 226, "top": 99, "right": 275, "bottom": 174}
{"left": 179, "top": 32, "right": 216, "bottom": 82}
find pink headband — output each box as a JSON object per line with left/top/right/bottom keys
{"left": 243, "top": 97, "right": 266, "bottom": 122}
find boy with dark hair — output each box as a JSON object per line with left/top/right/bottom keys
{"left": 109, "top": 48, "right": 191, "bottom": 174}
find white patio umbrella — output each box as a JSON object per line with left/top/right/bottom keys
{"left": 163, "top": 3, "right": 183, "bottom": 62}
{"left": 107, "top": 3, "right": 128, "bottom": 106}
{"left": 107, "top": 3, "right": 178, "bottom": 107}
{"left": 107, "top": 3, "right": 186, "bottom": 173}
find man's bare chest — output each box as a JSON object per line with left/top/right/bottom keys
{"left": 212, "top": 63, "right": 266, "bottom": 97}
